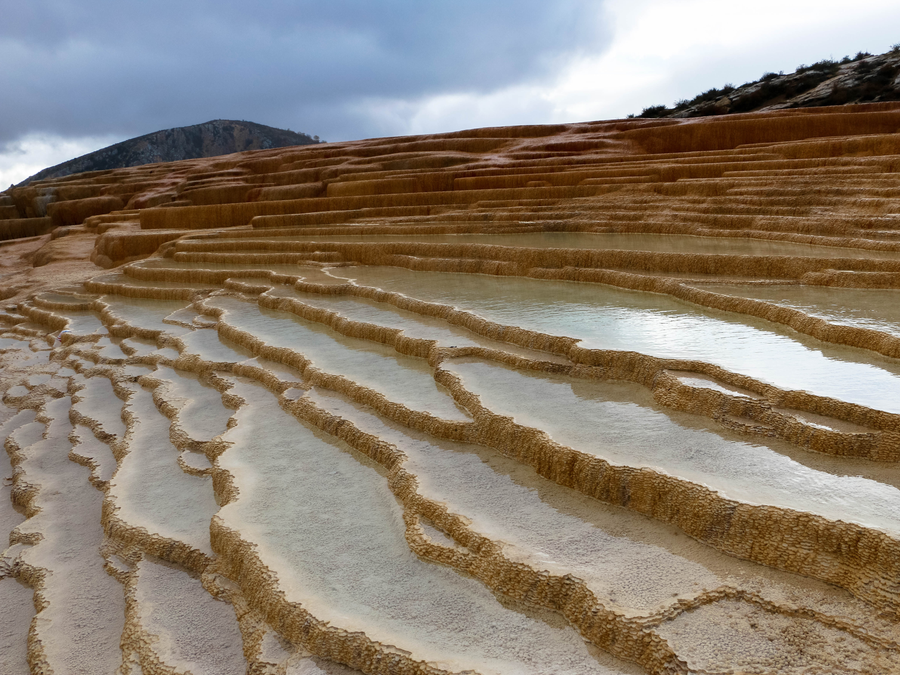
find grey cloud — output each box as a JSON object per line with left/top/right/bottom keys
{"left": 0, "top": 1, "right": 611, "bottom": 144}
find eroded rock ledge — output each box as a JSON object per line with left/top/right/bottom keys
{"left": 3, "top": 104, "right": 900, "bottom": 674}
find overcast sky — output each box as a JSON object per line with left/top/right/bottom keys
{"left": 2, "top": 0, "right": 899, "bottom": 187}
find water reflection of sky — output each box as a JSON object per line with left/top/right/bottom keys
{"left": 208, "top": 296, "right": 469, "bottom": 421}
{"left": 331, "top": 267, "right": 900, "bottom": 414}
{"left": 447, "top": 360, "right": 900, "bottom": 536}
{"left": 291, "top": 231, "right": 900, "bottom": 259}
{"left": 701, "top": 284, "right": 900, "bottom": 339}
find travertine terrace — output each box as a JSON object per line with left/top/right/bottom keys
{"left": 3, "top": 103, "right": 900, "bottom": 674}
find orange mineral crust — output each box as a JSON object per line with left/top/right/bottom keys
{"left": 3, "top": 104, "right": 900, "bottom": 674}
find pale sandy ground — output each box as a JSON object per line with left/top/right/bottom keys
{"left": 1, "top": 230, "right": 105, "bottom": 305}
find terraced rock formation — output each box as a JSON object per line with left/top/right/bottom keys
{"left": 3, "top": 103, "right": 900, "bottom": 674}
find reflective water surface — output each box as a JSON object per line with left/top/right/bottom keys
{"left": 445, "top": 358, "right": 900, "bottom": 535}
{"left": 328, "top": 266, "right": 900, "bottom": 413}
{"left": 699, "top": 283, "right": 900, "bottom": 338}
{"left": 222, "top": 232, "right": 900, "bottom": 259}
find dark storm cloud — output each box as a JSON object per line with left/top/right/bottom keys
{"left": 0, "top": 0, "right": 610, "bottom": 143}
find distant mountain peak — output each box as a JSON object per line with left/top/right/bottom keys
{"left": 19, "top": 119, "right": 322, "bottom": 186}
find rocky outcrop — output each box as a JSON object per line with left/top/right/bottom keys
{"left": 638, "top": 47, "right": 900, "bottom": 118}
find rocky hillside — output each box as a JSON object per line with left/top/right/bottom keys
{"left": 18, "top": 120, "right": 321, "bottom": 186}
{"left": 637, "top": 45, "right": 900, "bottom": 118}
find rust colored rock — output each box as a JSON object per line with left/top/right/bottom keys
{"left": 3, "top": 103, "right": 900, "bottom": 675}
{"left": 46, "top": 195, "right": 126, "bottom": 227}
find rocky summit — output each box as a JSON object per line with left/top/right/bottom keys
{"left": 639, "top": 45, "right": 900, "bottom": 119}
{"left": 17, "top": 119, "right": 320, "bottom": 187}
{"left": 2, "top": 103, "right": 900, "bottom": 674}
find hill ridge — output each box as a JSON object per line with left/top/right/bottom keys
{"left": 18, "top": 119, "right": 321, "bottom": 186}
{"left": 637, "top": 45, "right": 900, "bottom": 119}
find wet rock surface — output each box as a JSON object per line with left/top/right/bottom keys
{"left": 3, "top": 104, "right": 900, "bottom": 673}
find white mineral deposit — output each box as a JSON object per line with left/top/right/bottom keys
{"left": 4, "top": 104, "right": 900, "bottom": 674}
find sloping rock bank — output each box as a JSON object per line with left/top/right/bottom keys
{"left": 3, "top": 103, "right": 900, "bottom": 674}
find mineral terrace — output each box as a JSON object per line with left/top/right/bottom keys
{"left": 3, "top": 103, "right": 900, "bottom": 674}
